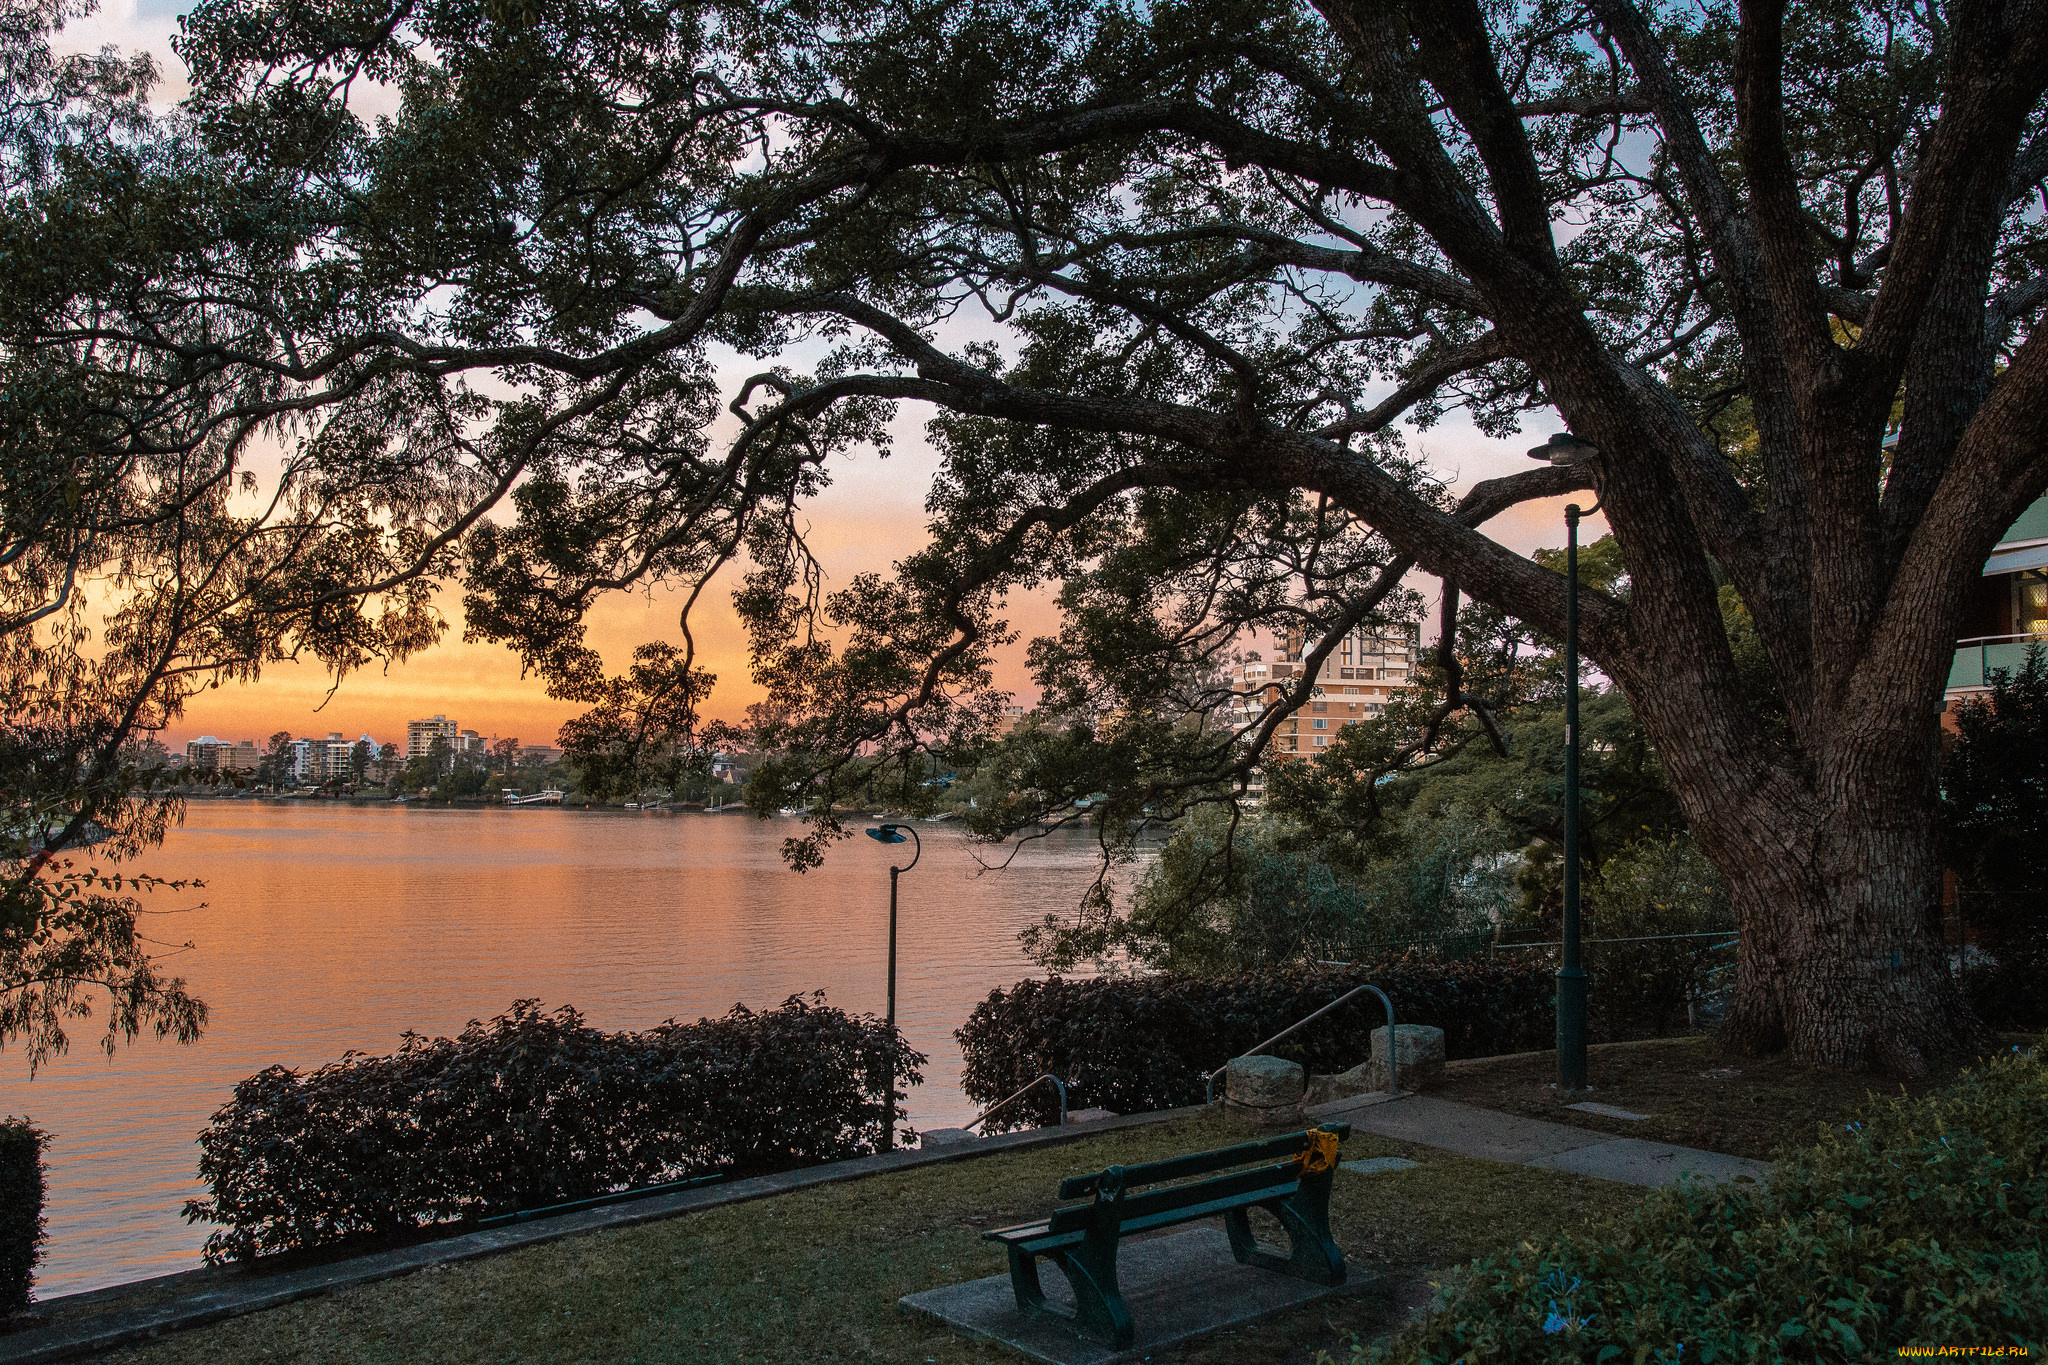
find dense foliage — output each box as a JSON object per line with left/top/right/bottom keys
{"left": 957, "top": 961, "right": 1555, "bottom": 1130}
{"left": 1941, "top": 648, "right": 2048, "bottom": 1027}
{"left": 185, "top": 996, "right": 922, "bottom": 1262}
{"left": 1350, "top": 1040, "right": 2048, "bottom": 1364}
{"left": 1081, "top": 623, "right": 1735, "bottom": 1040}
{"left": 0, "top": 1118, "right": 46, "bottom": 1311}
{"left": 18, "top": 0, "right": 2048, "bottom": 1070}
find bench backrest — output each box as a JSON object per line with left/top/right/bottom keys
{"left": 1045, "top": 1157, "right": 1304, "bottom": 1235}
{"left": 1042, "top": 1124, "right": 1351, "bottom": 1235}
{"left": 1055, "top": 1124, "right": 1350, "bottom": 1201}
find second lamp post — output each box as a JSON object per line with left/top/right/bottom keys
{"left": 864, "top": 821, "right": 920, "bottom": 1150}
{"left": 1528, "top": 432, "right": 1601, "bottom": 1094}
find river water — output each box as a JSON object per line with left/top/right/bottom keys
{"left": 2, "top": 803, "right": 1124, "bottom": 1297}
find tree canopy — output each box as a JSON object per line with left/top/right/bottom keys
{"left": 7, "top": 0, "right": 2047, "bottom": 1070}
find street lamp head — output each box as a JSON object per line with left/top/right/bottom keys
{"left": 1526, "top": 431, "right": 1602, "bottom": 466}
{"left": 866, "top": 824, "right": 909, "bottom": 844}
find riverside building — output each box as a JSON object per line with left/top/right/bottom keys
{"left": 1230, "top": 621, "right": 1421, "bottom": 801}
{"left": 405, "top": 714, "right": 461, "bottom": 759}
{"left": 184, "top": 736, "right": 260, "bottom": 773}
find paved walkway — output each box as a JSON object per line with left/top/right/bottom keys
{"left": 1310, "top": 1092, "right": 1772, "bottom": 1187}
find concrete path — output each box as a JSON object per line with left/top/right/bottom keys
{"left": 1310, "top": 1093, "right": 1771, "bottom": 1188}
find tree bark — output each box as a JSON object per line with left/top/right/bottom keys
{"left": 1616, "top": 649, "right": 1993, "bottom": 1074}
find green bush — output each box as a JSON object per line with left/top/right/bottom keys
{"left": 1346, "top": 1041, "right": 2048, "bottom": 1364}
{"left": 957, "top": 959, "right": 1554, "bottom": 1129}
{"left": 0, "top": 1118, "right": 47, "bottom": 1311}
{"left": 186, "top": 995, "right": 923, "bottom": 1263}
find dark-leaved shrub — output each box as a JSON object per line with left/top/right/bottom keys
{"left": 957, "top": 959, "right": 1553, "bottom": 1128}
{"left": 1349, "top": 1040, "right": 2048, "bottom": 1364}
{"left": 186, "top": 995, "right": 922, "bottom": 1262}
{"left": 0, "top": 1118, "right": 46, "bottom": 1311}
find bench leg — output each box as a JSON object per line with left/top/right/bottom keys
{"left": 1004, "top": 1245, "right": 1048, "bottom": 1315}
{"left": 1223, "top": 1170, "right": 1346, "bottom": 1286}
{"left": 1047, "top": 1233, "right": 1134, "bottom": 1351}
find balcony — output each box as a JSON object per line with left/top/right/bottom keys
{"left": 1948, "top": 633, "right": 2048, "bottom": 691}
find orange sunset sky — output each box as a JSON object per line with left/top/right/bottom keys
{"left": 164, "top": 431, "right": 1600, "bottom": 751}
{"left": 59, "top": 7, "right": 1604, "bottom": 753}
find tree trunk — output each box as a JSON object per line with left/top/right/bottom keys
{"left": 1715, "top": 826, "right": 1986, "bottom": 1076}
{"left": 1638, "top": 689, "right": 1993, "bottom": 1076}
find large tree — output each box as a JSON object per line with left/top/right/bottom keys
{"left": 47, "top": 0, "right": 2048, "bottom": 1073}
{"left": 0, "top": 0, "right": 485, "bottom": 1065}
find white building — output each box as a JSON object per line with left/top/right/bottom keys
{"left": 406, "top": 714, "right": 460, "bottom": 760}
{"left": 1949, "top": 495, "right": 2048, "bottom": 700}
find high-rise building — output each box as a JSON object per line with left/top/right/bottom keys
{"left": 185, "top": 736, "right": 261, "bottom": 774}
{"left": 406, "top": 715, "right": 460, "bottom": 760}
{"left": 185, "top": 736, "right": 228, "bottom": 771}
{"left": 1229, "top": 622, "right": 1421, "bottom": 798}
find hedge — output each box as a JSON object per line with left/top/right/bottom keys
{"left": 185, "top": 995, "right": 923, "bottom": 1262}
{"left": 1349, "top": 1040, "right": 2048, "bottom": 1364}
{"left": 956, "top": 959, "right": 1555, "bottom": 1129}
{"left": 0, "top": 1119, "right": 46, "bottom": 1312}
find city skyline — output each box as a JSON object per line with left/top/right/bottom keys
{"left": 154, "top": 484, "right": 1585, "bottom": 750}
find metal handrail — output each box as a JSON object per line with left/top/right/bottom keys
{"left": 963, "top": 1073, "right": 1067, "bottom": 1132}
{"left": 1203, "top": 982, "right": 1398, "bottom": 1104}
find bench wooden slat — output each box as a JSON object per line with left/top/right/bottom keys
{"left": 984, "top": 1221, "right": 1083, "bottom": 1251}
{"left": 984, "top": 1220, "right": 1052, "bottom": 1244}
{"left": 1045, "top": 1158, "right": 1303, "bottom": 1234}
{"left": 1113, "top": 1181, "right": 1299, "bottom": 1236}
{"left": 1054, "top": 1122, "right": 1350, "bottom": 1199}
{"left": 1112, "top": 1160, "right": 1301, "bottom": 1223}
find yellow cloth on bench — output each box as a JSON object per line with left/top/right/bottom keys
{"left": 1300, "top": 1127, "right": 1340, "bottom": 1174}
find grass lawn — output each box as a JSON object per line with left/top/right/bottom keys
{"left": 1431, "top": 1035, "right": 1953, "bottom": 1159}
{"left": 101, "top": 1114, "right": 1638, "bottom": 1365}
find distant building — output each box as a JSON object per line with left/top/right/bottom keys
{"left": 406, "top": 715, "right": 460, "bottom": 760}
{"left": 1229, "top": 622, "right": 1421, "bottom": 798}
{"left": 518, "top": 744, "right": 563, "bottom": 767}
{"left": 367, "top": 743, "right": 404, "bottom": 785}
{"left": 992, "top": 704, "right": 1028, "bottom": 737}
{"left": 1949, "top": 495, "right": 2048, "bottom": 700}
{"left": 457, "top": 728, "right": 487, "bottom": 759}
{"left": 185, "top": 736, "right": 260, "bottom": 774}
{"left": 186, "top": 736, "right": 232, "bottom": 771}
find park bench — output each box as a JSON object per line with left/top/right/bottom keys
{"left": 983, "top": 1124, "right": 1351, "bottom": 1349}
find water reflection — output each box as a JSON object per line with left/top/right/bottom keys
{"left": 0, "top": 803, "right": 1120, "bottom": 1296}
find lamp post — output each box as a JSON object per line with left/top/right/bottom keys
{"left": 864, "top": 822, "right": 921, "bottom": 1150}
{"left": 1528, "top": 431, "right": 1602, "bottom": 1094}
